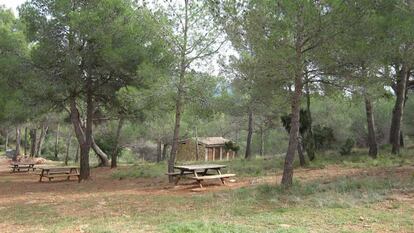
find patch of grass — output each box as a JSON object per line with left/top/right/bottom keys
{"left": 164, "top": 221, "right": 251, "bottom": 233}
{"left": 308, "top": 148, "right": 414, "bottom": 169}
{"left": 111, "top": 162, "right": 166, "bottom": 179}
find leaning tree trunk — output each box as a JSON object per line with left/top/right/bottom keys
{"left": 29, "top": 129, "right": 37, "bottom": 157}
{"left": 281, "top": 7, "right": 304, "bottom": 188}
{"left": 389, "top": 65, "right": 409, "bottom": 154}
{"left": 111, "top": 118, "right": 124, "bottom": 168}
{"left": 245, "top": 109, "right": 254, "bottom": 160}
{"left": 91, "top": 136, "right": 110, "bottom": 167}
{"left": 35, "top": 123, "right": 48, "bottom": 157}
{"left": 364, "top": 92, "right": 378, "bottom": 158}
{"left": 13, "top": 126, "right": 21, "bottom": 161}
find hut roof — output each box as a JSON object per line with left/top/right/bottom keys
{"left": 196, "top": 137, "right": 230, "bottom": 146}
{"left": 179, "top": 137, "right": 231, "bottom": 147}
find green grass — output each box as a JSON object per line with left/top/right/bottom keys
{"left": 1, "top": 173, "right": 413, "bottom": 232}
{"left": 110, "top": 147, "right": 414, "bottom": 180}
{"left": 2, "top": 149, "right": 414, "bottom": 233}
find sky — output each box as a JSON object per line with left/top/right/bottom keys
{"left": 0, "top": 0, "right": 235, "bottom": 76}
{"left": 0, "top": 0, "right": 25, "bottom": 14}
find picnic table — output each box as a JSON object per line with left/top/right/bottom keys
{"left": 37, "top": 166, "right": 80, "bottom": 182}
{"left": 9, "top": 163, "right": 36, "bottom": 173}
{"left": 171, "top": 164, "right": 235, "bottom": 188}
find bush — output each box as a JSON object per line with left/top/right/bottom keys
{"left": 313, "top": 125, "right": 335, "bottom": 150}
{"left": 339, "top": 138, "right": 354, "bottom": 156}
{"left": 95, "top": 132, "right": 123, "bottom": 158}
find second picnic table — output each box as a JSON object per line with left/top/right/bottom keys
{"left": 172, "top": 164, "right": 235, "bottom": 188}
{"left": 9, "top": 163, "right": 36, "bottom": 173}
{"left": 37, "top": 166, "right": 80, "bottom": 182}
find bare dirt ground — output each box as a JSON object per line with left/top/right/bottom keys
{"left": 1, "top": 156, "right": 413, "bottom": 207}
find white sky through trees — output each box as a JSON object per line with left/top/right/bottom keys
{"left": 0, "top": 0, "right": 236, "bottom": 76}
{"left": 0, "top": 0, "right": 25, "bottom": 14}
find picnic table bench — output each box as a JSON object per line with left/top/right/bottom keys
{"left": 37, "top": 166, "right": 80, "bottom": 182}
{"left": 172, "top": 164, "right": 235, "bottom": 188}
{"left": 9, "top": 163, "right": 36, "bottom": 173}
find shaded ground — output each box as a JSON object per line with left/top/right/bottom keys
{"left": 0, "top": 156, "right": 413, "bottom": 233}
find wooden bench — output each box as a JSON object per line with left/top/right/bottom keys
{"left": 9, "top": 164, "right": 35, "bottom": 173}
{"left": 38, "top": 167, "right": 80, "bottom": 182}
{"left": 165, "top": 170, "right": 216, "bottom": 177}
{"left": 190, "top": 174, "right": 236, "bottom": 187}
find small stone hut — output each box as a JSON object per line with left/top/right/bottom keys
{"left": 176, "top": 137, "right": 236, "bottom": 161}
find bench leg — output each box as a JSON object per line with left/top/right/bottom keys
{"left": 174, "top": 171, "right": 185, "bottom": 186}
{"left": 197, "top": 180, "right": 203, "bottom": 189}
{"left": 220, "top": 178, "right": 226, "bottom": 185}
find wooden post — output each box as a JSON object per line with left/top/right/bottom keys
{"left": 219, "top": 147, "right": 223, "bottom": 160}
{"left": 205, "top": 147, "right": 208, "bottom": 161}
{"left": 195, "top": 127, "right": 199, "bottom": 160}
{"left": 226, "top": 151, "right": 229, "bottom": 160}
{"left": 212, "top": 147, "right": 215, "bottom": 161}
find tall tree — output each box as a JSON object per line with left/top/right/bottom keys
{"left": 162, "top": 0, "right": 224, "bottom": 181}
{"left": 21, "top": 0, "right": 170, "bottom": 180}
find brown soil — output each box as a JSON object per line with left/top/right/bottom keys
{"left": 1, "top": 157, "right": 413, "bottom": 207}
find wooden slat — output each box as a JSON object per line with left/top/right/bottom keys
{"left": 190, "top": 174, "right": 235, "bottom": 180}
{"left": 174, "top": 164, "right": 226, "bottom": 170}
{"left": 44, "top": 173, "right": 79, "bottom": 178}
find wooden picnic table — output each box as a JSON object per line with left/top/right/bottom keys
{"left": 37, "top": 166, "right": 80, "bottom": 182}
{"left": 9, "top": 163, "right": 36, "bottom": 173}
{"left": 172, "top": 164, "right": 235, "bottom": 188}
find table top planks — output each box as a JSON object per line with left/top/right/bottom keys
{"left": 37, "top": 166, "right": 79, "bottom": 171}
{"left": 174, "top": 164, "right": 226, "bottom": 171}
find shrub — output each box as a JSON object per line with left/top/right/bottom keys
{"left": 313, "top": 125, "right": 335, "bottom": 150}
{"left": 339, "top": 138, "right": 354, "bottom": 156}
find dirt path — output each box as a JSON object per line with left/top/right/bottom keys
{"left": 1, "top": 156, "right": 413, "bottom": 207}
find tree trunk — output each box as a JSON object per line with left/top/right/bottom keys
{"left": 75, "top": 144, "right": 79, "bottom": 163}
{"left": 168, "top": 0, "right": 189, "bottom": 183}
{"left": 91, "top": 136, "right": 110, "bottom": 167}
{"left": 245, "top": 109, "right": 254, "bottom": 160}
{"left": 5, "top": 129, "right": 8, "bottom": 152}
{"left": 304, "top": 79, "right": 315, "bottom": 161}
{"left": 29, "top": 129, "right": 37, "bottom": 157}
{"left": 157, "top": 138, "right": 162, "bottom": 163}
{"left": 35, "top": 123, "right": 48, "bottom": 157}
{"left": 389, "top": 65, "right": 409, "bottom": 154}
{"left": 281, "top": 5, "right": 304, "bottom": 188}
{"left": 65, "top": 131, "right": 72, "bottom": 166}
{"left": 364, "top": 92, "right": 378, "bottom": 158}
{"left": 13, "top": 126, "right": 21, "bottom": 161}
{"left": 195, "top": 126, "right": 199, "bottom": 160}
{"left": 162, "top": 144, "right": 168, "bottom": 161}
{"left": 55, "top": 123, "right": 60, "bottom": 158}
{"left": 24, "top": 127, "right": 28, "bottom": 156}
{"left": 111, "top": 118, "right": 124, "bottom": 168}
{"left": 297, "top": 136, "right": 306, "bottom": 167}
{"left": 260, "top": 126, "right": 264, "bottom": 156}
{"left": 70, "top": 97, "right": 91, "bottom": 181}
